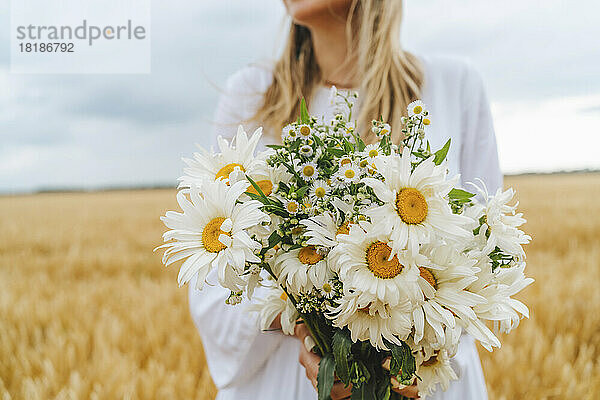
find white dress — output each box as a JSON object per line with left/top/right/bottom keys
{"left": 188, "top": 55, "right": 502, "bottom": 400}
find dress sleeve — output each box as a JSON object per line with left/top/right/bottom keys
{"left": 188, "top": 271, "right": 284, "bottom": 389}
{"left": 188, "top": 65, "right": 283, "bottom": 389}
{"left": 459, "top": 64, "right": 503, "bottom": 194}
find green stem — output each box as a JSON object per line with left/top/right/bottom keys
{"left": 261, "top": 263, "right": 331, "bottom": 356}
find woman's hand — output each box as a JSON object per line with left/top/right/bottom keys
{"left": 294, "top": 324, "right": 419, "bottom": 399}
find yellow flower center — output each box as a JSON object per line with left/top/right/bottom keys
{"left": 202, "top": 217, "right": 230, "bottom": 253}
{"left": 246, "top": 179, "right": 273, "bottom": 196}
{"left": 322, "top": 283, "right": 332, "bottom": 293}
{"left": 314, "top": 187, "right": 326, "bottom": 198}
{"left": 423, "top": 118, "right": 430, "bottom": 126}
{"left": 344, "top": 169, "right": 356, "bottom": 179}
{"left": 396, "top": 188, "right": 428, "bottom": 224}
{"left": 336, "top": 220, "right": 353, "bottom": 236}
{"left": 419, "top": 267, "right": 438, "bottom": 290}
{"left": 299, "top": 125, "right": 311, "bottom": 136}
{"left": 298, "top": 246, "right": 324, "bottom": 265}
{"left": 303, "top": 165, "right": 315, "bottom": 177}
{"left": 359, "top": 159, "right": 369, "bottom": 168}
{"left": 286, "top": 201, "right": 299, "bottom": 213}
{"left": 340, "top": 158, "right": 352, "bottom": 166}
{"left": 215, "top": 163, "right": 245, "bottom": 181}
{"left": 280, "top": 292, "right": 288, "bottom": 301}
{"left": 413, "top": 105, "right": 423, "bottom": 114}
{"left": 365, "top": 241, "right": 404, "bottom": 279}
{"left": 368, "top": 149, "right": 379, "bottom": 158}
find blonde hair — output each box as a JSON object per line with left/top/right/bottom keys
{"left": 252, "top": 0, "right": 423, "bottom": 143}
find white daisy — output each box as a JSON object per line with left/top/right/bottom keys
{"left": 407, "top": 100, "right": 426, "bottom": 117}
{"left": 362, "top": 147, "right": 472, "bottom": 255}
{"left": 338, "top": 156, "right": 353, "bottom": 168}
{"left": 337, "top": 163, "right": 360, "bottom": 184}
{"left": 301, "top": 212, "right": 354, "bottom": 248}
{"left": 357, "top": 158, "right": 370, "bottom": 169}
{"left": 328, "top": 293, "right": 412, "bottom": 350}
{"left": 330, "top": 221, "right": 421, "bottom": 306}
{"left": 412, "top": 244, "right": 486, "bottom": 346}
{"left": 298, "top": 124, "right": 312, "bottom": 138}
{"left": 415, "top": 349, "right": 458, "bottom": 399}
{"left": 319, "top": 280, "right": 337, "bottom": 299}
{"left": 469, "top": 182, "right": 532, "bottom": 259}
{"left": 379, "top": 123, "right": 391, "bottom": 137}
{"left": 298, "top": 161, "right": 318, "bottom": 181}
{"left": 179, "top": 125, "right": 263, "bottom": 188}
{"left": 157, "top": 179, "right": 269, "bottom": 292}
{"left": 247, "top": 287, "right": 298, "bottom": 335}
{"left": 309, "top": 180, "right": 330, "bottom": 203}
{"left": 299, "top": 145, "right": 314, "bottom": 158}
{"left": 362, "top": 144, "right": 383, "bottom": 162}
{"left": 284, "top": 199, "right": 301, "bottom": 215}
{"left": 273, "top": 246, "right": 331, "bottom": 293}
{"left": 470, "top": 261, "right": 533, "bottom": 335}
{"left": 282, "top": 124, "right": 299, "bottom": 141}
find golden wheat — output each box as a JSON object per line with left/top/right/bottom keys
{"left": 1, "top": 174, "right": 599, "bottom": 399}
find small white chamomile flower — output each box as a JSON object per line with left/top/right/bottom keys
{"left": 338, "top": 156, "right": 353, "bottom": 168}
{"left": 299, "top": 162, "right": 318, "bottom": 181}
{"left": 407, "top": 100, "right": 426, "bottom": 116}
{"left": 319, "top": 280, "right": 336, "bottom": 299}
{"left": 282, "top": 124, "right": 298, "bottom": 141}
{"left": 363, "top": 144, "right": 382, "bottom": 161}
{"left": 285, "top": 199, "right": 301, "bottom": 215}
{"left": 358, "top": 158, "right": 370, "bottom": 169}
{"left": 298, "top": 124, "right": 312, "bottom": 138}
{"left": 310, "top": 180, "right": 330, "bottom": 202}
{"left": 379, "top": 123, "right": 391, "bottom": 136}
{"left": 299, "top": 145, "right": 314, "bottom": 158}
{"left": 338, "top": 163, "right": 360, "bottom": 183}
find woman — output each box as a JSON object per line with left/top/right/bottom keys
{"left": 189, "top": 1, "right": 501, "bottom": 399}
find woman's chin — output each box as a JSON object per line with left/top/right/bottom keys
{"left": 284, "top": 0, "right": 353, "bottom": 25}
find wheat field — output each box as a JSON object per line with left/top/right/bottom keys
{"left": 1, "top": 174, "right": 599, "bottom": 399}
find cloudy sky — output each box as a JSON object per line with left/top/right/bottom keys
{"left": 1, "top": 0, "right": 599, "bottom": 193}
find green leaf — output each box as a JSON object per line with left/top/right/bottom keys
{"left": 328, "top": 148, "right": 346, "bottom": 158}
{"left": 317, "top": 353, "right": 335, "bottom": 400}
{"left": 267, "top": 231, "right": 282, "bottom": 250}
{"left": 313, "top": 134, "right": 325, "bottom": 148}
{"left": 375, "top": 378, "right": 391, "bottom": 400}
{"left": 448, "top": 188, "right": 475, "bottom": 200}
{"left": 388, "top": 341, "right": 416, "bottom": 381}
{"left": 266, "top": 144, "right": 285, "bottom": 150}
{"left": 350, "top": 376, "right": 376, "bottom": 400}
{"left": 296, "top": 185, "right": 310, "bottom": 199}
{"left": 246, "top": 175, "right": 269, "bottom": 201}
{"left": 244, "top": 191, "right": 269, "bottom": 204}
{"left": 300, "top": 98, "right": 310, "bottom": 124}
{"left": 433, "top": 138, "right": 451, "bottom": 165}
{"left": 332, "top": 330, "right": 352, "bottom": 384}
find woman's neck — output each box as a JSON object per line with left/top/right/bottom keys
{"left": 309, "top": 23, "right": 358, "bottom": 89}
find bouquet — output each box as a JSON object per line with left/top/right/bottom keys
{"left": 157, "top": 89, "right": 532, "bottom": 399}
